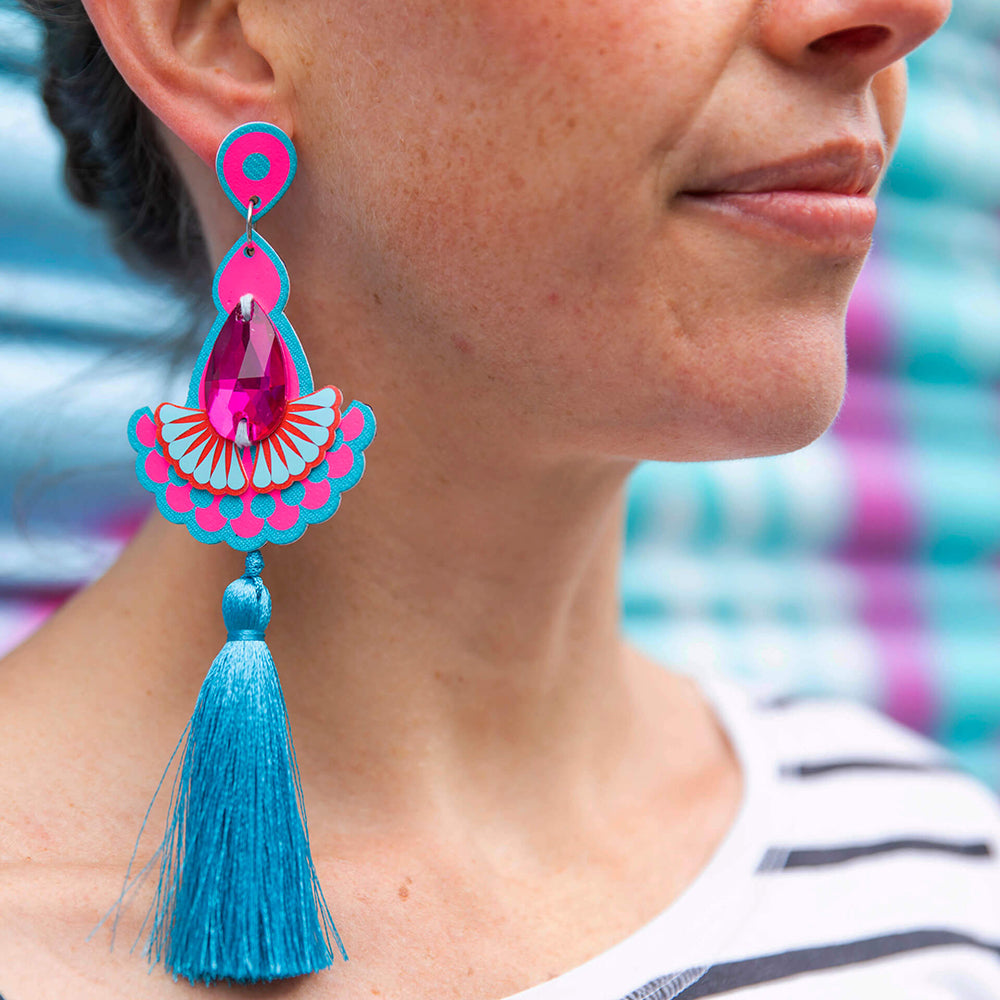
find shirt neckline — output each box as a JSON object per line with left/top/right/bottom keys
{"left": 500, "top": 666, "right": 779, "bottom": 1000}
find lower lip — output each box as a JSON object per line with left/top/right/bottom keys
{"left": 676, "top": 190, "right": 877, "bottom": 253}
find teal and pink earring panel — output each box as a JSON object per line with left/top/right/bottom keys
{"left": 129, "top": 401, "right": 375, "bottom": 550}
{"left": 128, "top": 120, "right": 377, "bottom": 548}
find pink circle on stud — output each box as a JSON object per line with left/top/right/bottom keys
{"left": 301, "top": 478, "right": 331, "bottom": 510}
{"left": 144, "top": 451, "right": 170, "bottom": 484}
{"left": 221, "top": 132, "right": 292, "bottom": 214}
{"left": 339, "top": 407, "right": 365, "bottom": 442}
{"left": 195, "top": 498, "right": 227, "bottom": 532}
{"left": 165, "top": 483, "right": 195, "bottom": 513}
{"left": 217, "top": 244, "right": 282, "bottom": 316}
{"left": 327, "top": 444, "right": 354, "bottom": 478}
{"left": 136, "top": 414, "right": 157, "bottom": 448}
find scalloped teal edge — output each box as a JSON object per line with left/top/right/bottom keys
{"left": 129, "top": 402, "right": 376, "bottom": 550}
{"left": 215, "top": 121, "right": 297, "bottom": 219}
{"left": 187, "top": 233, "right": 311, "bottom": 406}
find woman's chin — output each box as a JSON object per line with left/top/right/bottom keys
{"left": 612, "top": 350, "right": 848, "bottom": 463}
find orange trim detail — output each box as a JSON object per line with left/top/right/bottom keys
{"left": 153, "top": 385, "right": 344, "bottom": 497}
{"left": 153, "top": 403, "right": 249, "bottom": 496}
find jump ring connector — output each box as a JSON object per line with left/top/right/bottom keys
{"left": 245, "top": 196, "right": 260, "bottom": 255}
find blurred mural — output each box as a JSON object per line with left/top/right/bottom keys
{"left": 2, "top": 2, "right": 999, "bottom": 787}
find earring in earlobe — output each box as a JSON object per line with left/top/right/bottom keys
{"left": 107, "top": 121, "right": 375, "bottom": 984}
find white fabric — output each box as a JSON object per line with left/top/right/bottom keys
{"left": 503, "top": 668, "right": 1000, "bottom": 1000}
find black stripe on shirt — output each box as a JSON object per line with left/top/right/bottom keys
{"left": 772, "top": 837, "right": 993, "bottom": 868}
{"left": 755, "top": 692, "right": 820, "bottom": 710}
{"left": 639, "top": 928, "right": 1000, "bottom": 999}
{"left": 779, "top": 757, "right": 961, "bottom": 778}
{"left": 755, "top": 692, "right": 923, "bottom": 715}
{"left": 754, "top": 837, "right": 993, "bottom": 873}
{"left": 621, "top": 965, "right": 710, "bottom": 1000}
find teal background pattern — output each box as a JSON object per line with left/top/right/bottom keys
{"left": 2, "top": 3, "right": 999, "bottom": 787}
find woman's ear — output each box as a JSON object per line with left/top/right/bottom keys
{"left": 81, "top": 0, "right": 292, "bottom": 164}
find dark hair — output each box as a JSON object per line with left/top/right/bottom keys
{"left": 18, "top": 0, "right": 210, "bottom": 299}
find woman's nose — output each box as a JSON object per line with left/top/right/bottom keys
{"left": 758, "top": 0, "right": 951, "bottom": 81}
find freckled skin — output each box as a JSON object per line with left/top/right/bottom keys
{"left": 245, "top": 0, "right": 941, "bottom": 466}
{"left": 0, "top": 4, "right": 951, "bottom": 997}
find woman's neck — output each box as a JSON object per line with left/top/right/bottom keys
{"left": 48, "top": 415, "right": 674, "bottom": 842}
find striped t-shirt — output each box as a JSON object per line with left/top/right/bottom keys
{"left": 503, "top": 668, "right": 1000, "bottom": 1000}
{"left": 1, "top": 669, "right": 996, "bottom": 999}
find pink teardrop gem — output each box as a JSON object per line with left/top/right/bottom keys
{"left": 204, "top": 297, "right": 287, "bottom": 443}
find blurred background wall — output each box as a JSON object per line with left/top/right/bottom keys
{"left": 2, "top": 2, "right": 999, "bottom": 788}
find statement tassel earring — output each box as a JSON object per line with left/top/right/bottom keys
{"left": 143, "top": 550, "right": 347, "bottom": 980}
{"left": 108, "top": 122, "right": 374, "bottom": 983}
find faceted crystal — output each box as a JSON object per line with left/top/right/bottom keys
{"left": 205, "top": 297, "right": 287, "bottom": 443}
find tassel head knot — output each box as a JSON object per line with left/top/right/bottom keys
{"left": 222, "top": 550, "right": 272, "bottom": 635}
{"left": 244, "top": 549, "right": 265, "bottom": 578}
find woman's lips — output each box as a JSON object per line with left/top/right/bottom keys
{"left": 675, "top": 139, "right": 884, "bottom": 253}
{"left": 676, "top": 189, "right": 878, "bottom": 254}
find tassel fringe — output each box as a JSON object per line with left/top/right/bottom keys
{"left": 103, "top": 549, "right": 347, "bottom": 983}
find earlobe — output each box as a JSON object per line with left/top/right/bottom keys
{"left": 81, "top": 0, "right": 291, "bottom": 166}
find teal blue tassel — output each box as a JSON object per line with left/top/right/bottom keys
{"left": 118, "top": 549, "right": 347, "bottom": 983}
